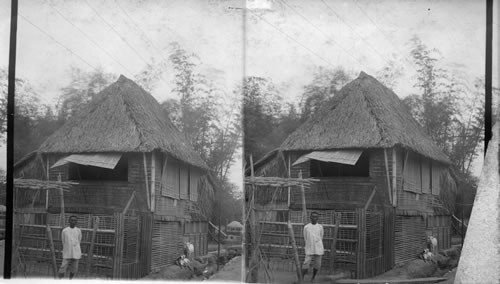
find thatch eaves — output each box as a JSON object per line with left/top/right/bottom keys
{"left": 280, "top": 72, "right": 450, "bottom": 164}
{"left": 38, "top": 75, "right": 208, "bottom": 169}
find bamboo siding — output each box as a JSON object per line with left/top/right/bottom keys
{"left": 394, "top": 216, "right": 427, "bottom": 264}
{"left": 151, "top": 220, "right": 183, "bottom": 271}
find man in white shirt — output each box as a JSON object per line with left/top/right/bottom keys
{"left": 302, "top": 212, "right": 324, "bottom": 281}
{"left": 58, "top": 215, "right": 82, "bottom": 279}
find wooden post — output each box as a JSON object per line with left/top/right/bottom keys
{"left": 46, "top": 156, "right": 50, "bottom": 180}
{"left": 248, "top": 155, "right": 258, "bottom": 283}
{"left": 46, "top": 189, "right": 49, "bottom": 210}
{"left": 151, "top": 152, "right": 156, "bottom": 212}
{"left": 299, "top": 170, "right": 307, "bottom": 224}
{"left": 288, "top": 221, "right": 303, "bottom": 284}
{"left": 401, "top": 150, "right": 409, "bottom": 194}
{"left": 356, "top": 209, "right": 367, "bottom": 279}
{"left": 86, "top": 216, "right": 99, "bottom": 276}
{"left": 59, "top": 187, "right": 65, "bottom": 228}
{"left": 383, "top": 149, "right": 393, "bottom": 205}
{"left": 330, "top": 212, "right": 341, "bottom": 274}
{"left": 122, "top": 191, "right": 136, "bottom": 215}
{"left": 112, "top": 213, "right": 124, "bottom": 279}
{"left": 364, "top": 187, "right": 377, "bottom": 211}
{"left": 392, "top": 148, "right": 397, "bottom": 207}
{"left": 142, "top": 153, "right": 151, "bottom": 210}
{"left": 287, "top": 155, "right": 291, "bottom": 208}
{"left": 46, "top": 225, "right": 58, "bottom": 278}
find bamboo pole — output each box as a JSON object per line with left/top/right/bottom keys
{"left": 330, "top": 212, "right": 341, "bottom": 274}
{"left": 46, "top": 225, "right": 58, "bottom": 278}
{"left": 112, "top": 213, "right": 124, "bottom": 279}
{"left": 41, "top": 155, "right": 49, "bottom": 210}
{"left": 86, "top": 217, "right": 99, "bottom": 276}
{"left": 59, "top": 172, "right": 65, "bottom": 227}
{"left": 392, "top": 148, "right": 397, "bottom": 207}
{"left": 151, "top": 152, "right": 156, "bottom": 212}
{"left": 287, "top": 155, "right": 291, "bottom": 208}
{"left": 122, "top": 191, "right": 136, "bottom": 215}
{"left": 288, "top": 221, "right": 303, "bottom": 284}
{"left": 383, "top": 149, "right": 393, "bottom": 205}
{"left": 142, "top": 153, "right": 151, "bottom": 210}
{"left": 299, "top": 170, "right": 307, "bottom": 224}
{"left": 364, "top": 187, "right": 377, "bottom": 211}
{"left": 248, "top": 155, "right": 258, "bottom": 283}
{"left": 46, "top": 156, "right": 50, "bottom": 180}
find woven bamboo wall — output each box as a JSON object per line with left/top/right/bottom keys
{"left": 184, "top": 221, "right": 209, "bottom": 257}
{"left": 14, "top": 153, "right": 48, "bottom": 180}
{"left": 426, "top": 215, "right": 451, "bottom": 251}
{"left": 41, "top": 153, "right": 149, "bottom": 213}
{"left": 151, "top": 220, "right": 183, "bottom": 271}
{"left": 47, "top": 182, "right": 146, "bottom": 214}
{"left": 394, "top": 215, "right": 427, "bottom": 264}
{"left": 154, "top": 195, "right": 185, "bottom": 218}
{"left": 289, "top": 180, "right": 380, "bottom": 210}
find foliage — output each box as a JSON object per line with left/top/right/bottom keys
{"left": 164, "top": 43, "right": 242, "bottom": 182}
{"left": 300, "top": 66, "right": 352, "bottom": 122}
{"left": 404, "top": 36, "right": 484, "bottom": 180}
{"left": 242, "top": 76, "right": 283, "bottom": 164}
{"left": 134, "top": 57, "right": 167, "bottom": 92}
{"left": 56, "top": 67, "right": 117, "bottom": 122}
{"left": 376, "top": 59, "right": 404, "bottom": 90}
{"left": 0, "top": 68, "right": 63, "bottom": 162}
{"left": 242, "top": 67, "right": 351, "bottom": 165}
{"left": 213, "top": 180, "right": 243, "bottom": 224}
{"left": 402, "top": 36, "right": 486, "bottom": 224}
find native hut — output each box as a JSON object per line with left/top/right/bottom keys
{"left": 247, "top": 72, "right": 456, "bottom": 278}
{"left": 13, "top": 75, "right": 215, "bottom": 279}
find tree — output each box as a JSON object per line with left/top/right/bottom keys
{"left": 405, "top": 35, "right": 458, "bottom": 153}
{"left": 164, "top": 43, "right": 242, "bottom": 182}
{"left": 134, "top": 57, "right": 168, "bottom": 92}
{"left": 242, "top": 76, "right": 283, "bottom": 164}
{"left": 300, "top": 67, "right": 352, "bottom": 122}
{"left": 0, "top": 68, "right": 61, "bottom": 161}
{"left": 404, "top": 36, "right": 484, "bottom": 180}
{"left": 376, "top": 59, "right": 404, "bottom": 90}
{"left": 403, "top": 36, "right": 485, "bottom": 226}
{"left": 56, "top": 67, "right": 116, "bottom": 122}
{"left": 214, "top": 181, "right": 243, "bottom": 224}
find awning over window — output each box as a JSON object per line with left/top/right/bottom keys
{"left": 292, "top": 150, "right": 363, "bottom": 166}
{"left": 51, "top": 153, "right": 122, "bottom": 169}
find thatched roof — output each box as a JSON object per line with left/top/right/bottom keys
{"left": 280, "top": 72, "right": 450, "bottom": 164}
{"left": 38, "top": 75, "right": 208, "bottom": 169}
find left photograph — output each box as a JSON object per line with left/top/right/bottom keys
{"left": 1, "top": 0, "right": 243, "bottom": 280}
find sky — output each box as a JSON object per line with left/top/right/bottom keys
{"left": 0, "top": 0, "right": 499, "bottom": 182}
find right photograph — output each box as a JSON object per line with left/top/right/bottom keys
{"left": 243, "top": 1, "right": 494, "bottom": 283}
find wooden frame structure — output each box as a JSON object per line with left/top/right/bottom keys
{"left": 245, "top": 160, "right": 393, "bottom": 282}
{"left": 12, "top": 183, "right": 153, "bottom": 279}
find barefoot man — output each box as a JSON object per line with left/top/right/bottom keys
{"left": 302, "top": 212, "right": 324, "bottom": 281}
{"left": 58, "top": 215, "right": 82, "bottom": 279}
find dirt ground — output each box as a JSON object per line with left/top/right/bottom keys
{"left": 207, "top": 256, "right": 242, "bottom": 282}
{"left": 143, "top": 241, "right": 242, "bottom": 281}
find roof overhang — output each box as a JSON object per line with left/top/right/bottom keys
{"left": 292, "top": 149, "right": 363, "bottom": 166}
{"left": 51, "top": 153, "right": 122, "bottom": 169}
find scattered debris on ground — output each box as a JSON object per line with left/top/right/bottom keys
{"left": 143, "top": 243, "right": 242, "bottom": 281}
{"left": 329, "top": 246, "right": 461, "bottom": 283}
{"left": 207, "top": 255, "right": 242, "bottom": 282}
